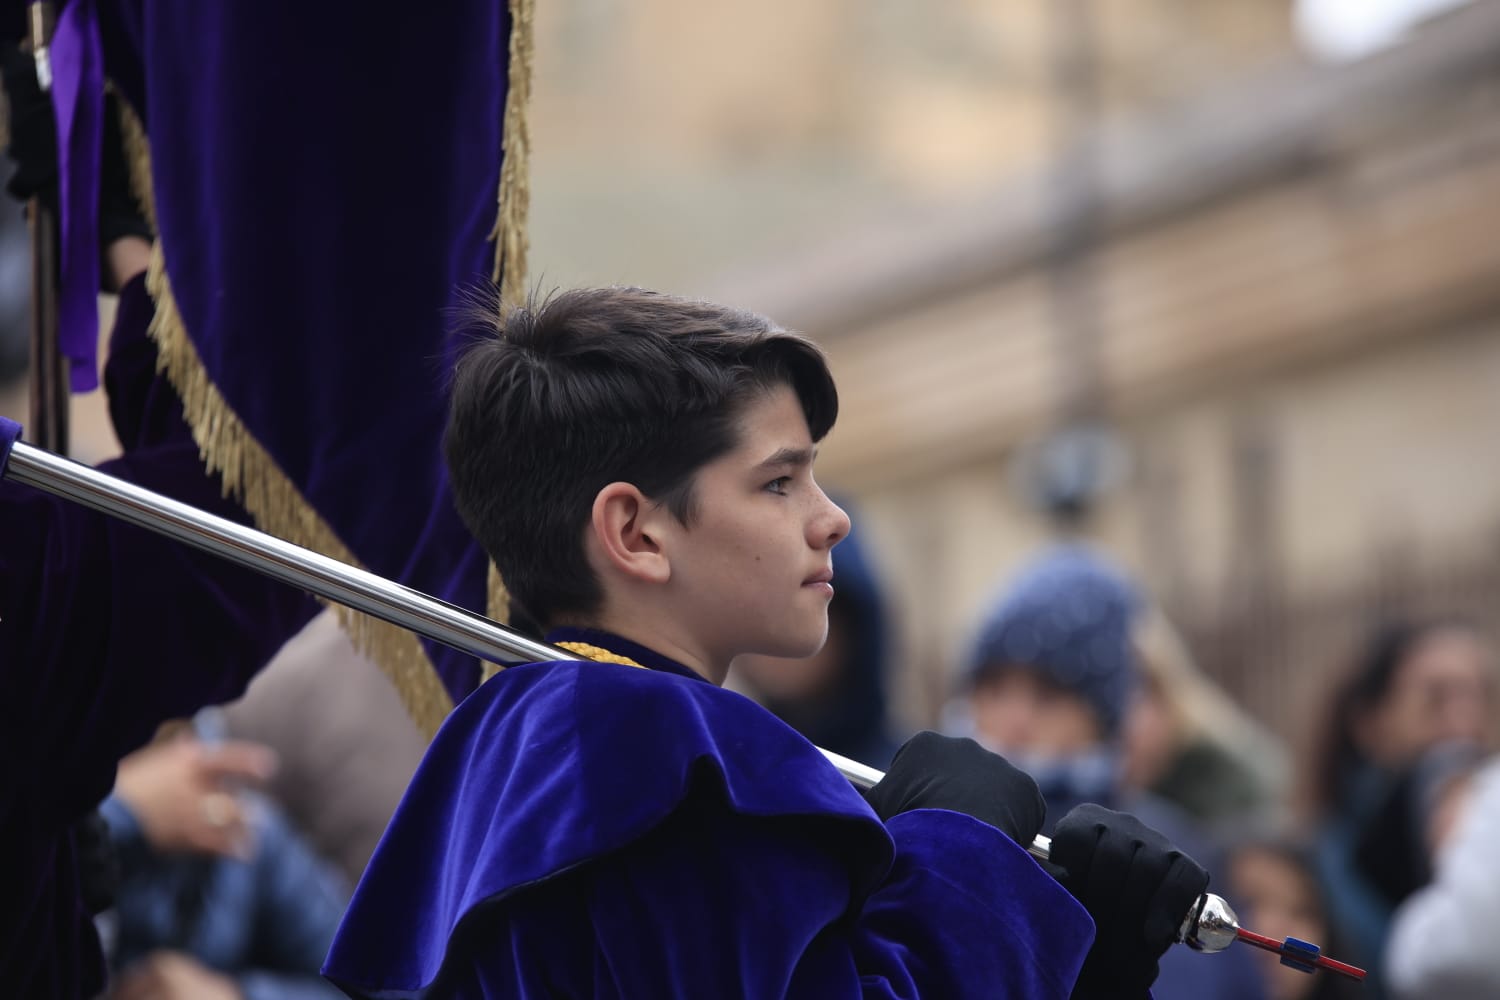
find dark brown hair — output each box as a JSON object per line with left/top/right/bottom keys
{"left": 1307, "top": 618, "right": 1479, "bottom": 815}
{"left": 444, "top": 287, "right": 837, "bottom": 627}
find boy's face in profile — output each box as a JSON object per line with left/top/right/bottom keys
{"left": 659, "top": 383, "right": 850, "bottom": 674}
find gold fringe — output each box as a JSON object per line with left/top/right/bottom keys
{"left": 144, "top": 245, "right": 455, "bottom": 738}
{"left": 491, "top": 0, "right": 533, "bottom": 306}
{"left": 133, "top": 0, "right": 538, "bottom": 705}
{"left": 481, "top": 0, "right": 535, "bottom": 653}
{"left": 110, "top": 86, "right": 157, "bottom": 236}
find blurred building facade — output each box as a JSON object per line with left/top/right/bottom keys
{"left": 7, "top": 0, "right": 1496, "bottom": 751}
{"left": 701, "top": 2, "right": 1500, "bottom": 744}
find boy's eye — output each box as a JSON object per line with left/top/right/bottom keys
{"left": 765, "top": 476, "right": 792, "bottom": 496}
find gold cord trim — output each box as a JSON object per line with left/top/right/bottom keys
{"left": 555, "top": 641, "right": 646, "bottom": 669}
{"left": 143, "top": 242, "right": 454, "bottom": 740}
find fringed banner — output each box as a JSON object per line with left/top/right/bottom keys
{"left": 100, "top": 1, "right": 516, "bottom": 734}
{"left": 145, "top": 245, "right": 454, "bottom": 737}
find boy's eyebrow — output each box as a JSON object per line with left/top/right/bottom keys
{"left": 756, "top": 446, "right": 816, "bottom": 470}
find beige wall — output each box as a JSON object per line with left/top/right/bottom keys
{"left": 838, "top": 321, "right": 1500, "bottom": 733}
{"left": 782, "top": 11, "right": 1500, "bottom": 734}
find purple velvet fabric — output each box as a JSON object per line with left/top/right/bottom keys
{"left": 38, "top": 0, "right": 509, "bottom": 699}
{"left": 325, "top": 630, "right": 1096, "bottom": 998}
{"left": 131, "top": 0, "right": 507, "bottom": 698}
{"left": 0, "top": 275, "right": 320, "bottom": 996}
{"left": 48, "top": 0, "right": 105, "bottom": 389}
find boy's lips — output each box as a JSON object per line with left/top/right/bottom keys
{"left": 802, "top": 568, "right": 835, "bottom": 595}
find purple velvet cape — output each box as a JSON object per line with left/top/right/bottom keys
{"left": 0, "top": 279, "right": 319, "bottom": 996}
{"left": 324, "top": 630, "right": 1096, "bottom": 999}
{"left": 44, "top": 0, "right": 509, "bottom": 698}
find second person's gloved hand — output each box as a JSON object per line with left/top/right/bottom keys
{"left": 862, "top": 731, "right": 1046, "bottom": 847}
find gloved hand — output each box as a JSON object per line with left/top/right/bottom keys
{"left": 863, "top": 731, "right": 1046, "bottom": 846}
{"left": 2, "top": 42, "right": 58, "bottom": 207}
{"left": 1047, "top": 803, "right": 1209, "bottom": 1000}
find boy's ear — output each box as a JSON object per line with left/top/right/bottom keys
{"left": 589, "top": 482, "right": 672, "bottom": 585}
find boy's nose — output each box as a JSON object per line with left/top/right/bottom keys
{"left": 819, "top": 495, "right": 851, "bottom": 548}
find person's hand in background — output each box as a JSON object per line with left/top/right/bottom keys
{"left": 112, "top": 734, "right": 276, "bottom": 859}
{"left": 110, "top": 949, "right": 242, "bottom": 1000}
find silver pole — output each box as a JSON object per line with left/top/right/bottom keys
{"left": 6, "top": 440, "right": 1262, "bottom": 957}
{"left": 5, "top": 440, "right": 560, "bottom": 666}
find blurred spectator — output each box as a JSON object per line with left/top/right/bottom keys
{"left": 222, "top": 611, "right": 427, "bottom": 885}
{"left": 1123, "top": 608, "right": 1290, "bottom": 837}
{"left": 948, "top": 542, "right": 1266, "bottom": 1000}
{"left": 1224, "top": 838, "right": 1362, "bottom": 1000}
{"left": 1386, "top": 753, "right": 1500, "bottom": 1000}
{"left": 731, "top": 513, "right": 900, "bottom": 767}
{"left": 1352, "top": 740, "right": 1488, "bottom": 918}
{"left": 953, "top": 545, "right": 1158, "bottom": 829}
{"left": 99, "top": 720, "right": 348, "bottom": 1000}
{"left": 1307, "top": 620, "right": 1497, "bottom": 980}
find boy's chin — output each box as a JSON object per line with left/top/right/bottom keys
{"left": 754, "top": 628, "right": 829, "bottom": 662}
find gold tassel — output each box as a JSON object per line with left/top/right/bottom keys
{"left": 144, "top": 244, "right": 455, "bottom": 739}
{"left": 480, "top": 0, "right": 536, "bottom": 672}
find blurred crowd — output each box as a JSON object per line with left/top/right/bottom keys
{"left": 736, "top": 518, "right": 1499, "bottom": 1000}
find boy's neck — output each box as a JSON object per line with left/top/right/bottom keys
{"left": 553, "top": 614, "right": 729, "bottom": 686}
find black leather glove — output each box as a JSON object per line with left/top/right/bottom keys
{"left": 1048, "top": 803, "right": 1209, "bottom": 1000}
{"left": 2, "top": 42, "right": 58, "bottom": 207}
{"left": 863, "top": 731, "right": 1046, "bottom": 846}
{"left": 1, "top": 46, "right": 151, "bottom": 280}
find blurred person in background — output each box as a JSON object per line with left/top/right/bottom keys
{"left": 731, "top": 511, "right": 901, "bottom": 768}
{"left": 1224, "top": 838, "right": 1362, "bottom": 1000}
{"left": 1385, "top": 752, "right": 1500, "bottom": 1000}
{"left": 99, "top": 716, "right": 349, "bottom": 1000}
{"left": 1307, "top": 620, "right": 1497, "bottom": 981}
{"left": 222, "top": 611, "right": 428, "bottom": 886}
{"left": 1122, "top": 608, "right": 1290, "bottom": 838}
{"left": 1350, "top": 740, "right": 1488, "bottom": 934}
{"left": 947, "top": 542, "right": 1266, "bottom": 1000}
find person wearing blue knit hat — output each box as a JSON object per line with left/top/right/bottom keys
{"left": 960, "top": 544, "right": 1143, "bottom": 830}
{"left": 954, "top": 543, "right": 1270, "bottom": 1000}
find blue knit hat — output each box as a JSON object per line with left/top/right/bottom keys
{"left": 966, "top": 545, "right": 1141, "bottom": 739}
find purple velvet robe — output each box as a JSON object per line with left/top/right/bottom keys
{"left": 324, "top": 630, "right": 1096, "bottom": 999}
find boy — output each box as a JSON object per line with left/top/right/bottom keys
{"left": 322, "top": 289, "right": 1206, "bottom": 998}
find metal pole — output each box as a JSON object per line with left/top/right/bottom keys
{"left": 5, "top": 439, "right": 561, "bottom": 666}
{"left": 7, "top": 440, "right": 1346, "bottom": 967}
{"left": 25, "top": 1, "right": 67, "bottom": 455}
